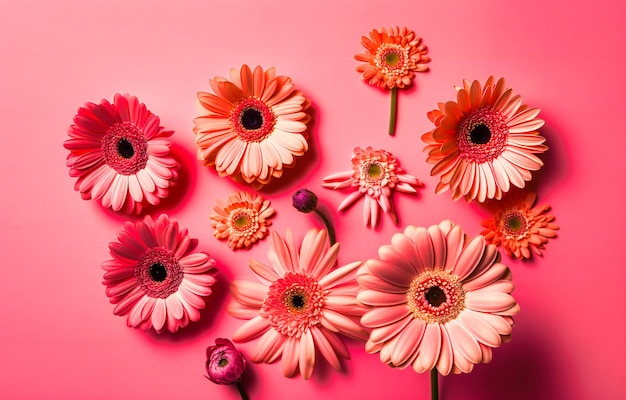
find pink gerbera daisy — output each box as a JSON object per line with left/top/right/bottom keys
{"left": 321, "top": 146, "right": 422, "bottom": 228}
{"left": 358, "top": 220, "right": 519, "bottom": 375}
{"left": 102, "top": 214, "right": 217, "bottom": 333}
{"left": 194, "top": 65, "right": 311, "bottom": 188}
{"left": 422, "top": 77, "right": 547, "bottom": 202}
{"left": 64, "top": 93, "right": 179, "bottom": 213}
{"left": 210, "top": 190, "right": 275, "bottom": 250}
{"left": 228, "top": 229, "right": 367, "bottom": 379}
{"left": 481, "top": 192, "right": 559, "bottom": 260}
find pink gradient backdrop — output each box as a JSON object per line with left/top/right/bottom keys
{"left": 1, "top": 0, "right": 624, "bottom": 398}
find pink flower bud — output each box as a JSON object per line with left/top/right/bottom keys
{"left": 205, "top": 338, "right": 246, "bottom": 385}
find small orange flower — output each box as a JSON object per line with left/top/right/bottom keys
{"left": 355, "top": 26, "right": 430, "bottom": 90}
{"left": 210, "top": 191, "right": 275, "bottom": 250}
{"left": 481, "top": 192, "right": 559, "bottom": 260}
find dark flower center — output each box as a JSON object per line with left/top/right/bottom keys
{"left": 425, "top": 286, "right": 446, "bottom": 307}
{"left": 241, "top": 108, "right": 264, "bottom": 130}
{"left": 470, "top": 123, "right": 492, "bottom": 145}
{"left": 290, "top": 294, "right": 305, "bottom": 309}
{"left": 218, "top": 358, "right": 229, "bottom": 368}
{"left": 117, "top": 138, "right": 135, "bottom": 159}
{"left": 367, "top": 163, "right": 382, "bottom": 179}
{"left": 507, "top": 215, "right": 523, "bottom": 232}
{"left": 149, "top": 262, "right": 168, "bottom": 282}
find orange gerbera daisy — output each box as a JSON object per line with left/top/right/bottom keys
{"left": 210, "top": 191, "right": 275, "bottom": 250}
{"left": 355, "top": 27, "right": 430, "bottom": 136}
{"left": 355, "top": 26, "right": 430, "bottom": 90}
{"left": 422, "top": 77, "right": 547, "bottom": 202}
{"left": 481, "top": 192, "right": 559, "bottom": 260}
{"left": 194, "top": 65, "right": 311, "bottom": 188}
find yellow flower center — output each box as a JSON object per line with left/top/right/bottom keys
{"left": 502, "top": 210, "right": 529, "bottom": 239}
{"left": 367, "top": 163, "right": 383, "bottom": 179}
{"left": 385, "top": 52, "right": 401, "bottom": 67}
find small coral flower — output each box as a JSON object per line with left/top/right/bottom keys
{"left": 358, "top": 220, "right": 519, "bottom": 375}
{"left": 481, "top": 192, "right": 559, "bottom": 260}
{"left": 322, "top": 146, "right": 422, "bottom": 228}
{"left": 355, "top": 26, "right": 430, "bottom": 135}
{"left": 102, "top": 214, "right": 217, "bottom": 333}
{"left": 210, "top": 191, "right": 275, "bottom": 250}
{"left": 422, "top": 77, "right": 547, "bottom": 202}
{"left": 228, "top": 229, "right": 367, "bottom": 379}
{"left": 194, "top": 65, "right": 311, "bottom": 188}
{"left": 355, "top": 26, "right": 430, "bottom": 90}
{"left": 205, "top": 338, "right": 247, "bottom": 385}
{"left": 64, "top": 93, "right": 179, "bottom": 214}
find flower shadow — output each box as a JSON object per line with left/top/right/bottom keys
{"left": 440, "top": 322, "right": 564, "bottom": 400}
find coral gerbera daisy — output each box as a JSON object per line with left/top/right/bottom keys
{"left": 210, "top": 190, "right": 275, "bottom": 250}
{"left": 321, "top": 146, "right": 422, "bottom": 228}
{"left": 355, "top": 26, "right": 430, "bottom": 90}
{"left": 228, "top": 229, "right": 367, "bottom": 379}
{"left": 422, "top": 76, "right": 547, "bottom": 202}
{"left": 64, "top": 93, "right": 179, "bottom": 214}
{"left": 102, "top": 214, "right": 217, "bottom": 333}
{"left": 358, "top": 220, "right": 519, "bottom": 375}
{"left": 355, "top": 26, "right": 430, "bottom": 135}
{"left": 194, "top": 65, "right": 311, "bottom": 188}
{"left": 481, "top": 192, "right": 559, "bottom": 260}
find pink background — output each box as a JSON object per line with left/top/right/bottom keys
{"left": 1, "top": 0, "right": 624, "bottom": 398}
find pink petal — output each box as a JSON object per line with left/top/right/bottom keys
{"left": 368, "top": 314, "right": 413, "bottom": 345}
{"left": 446, "top": 319, "right": 482, "bottom": 367}
{"left": 413, "top": 322, "right": 441, "bottom": 373}
{"left": 361, "top": 305, "right": 410, "bottom": 328}
{"left": 165, "top": 294, "right": 184, "bottom": 320}
{"left": 356, "top": 268, "right": 407, "bottom": 294}
{"left": 230, "top": 280, "right": 267, "bottom": 307}
{"left": 436, "top": 324, "right": 454, "bottom": 376}
{"left": 299, "top": 229, "right": 327, "bottom": 276}
{"left": 281, "top": 337, "right": 299, "bottom": 377}
{"left": 251, "top": 329, "right": 285, "bottom": 364}
{"left": 458, "top": 310, "right": 501, "bottom": 347}
{"left": 310, "top": 326, "right": 341, "bottom": 370}
{"left": 357, "top": 290, "right": 408, "bottom": 307}
{"left": 443, "top": 225, "right": 464, "bottom": 273}
{"left": 390, "top": 318, "right": 425, "bottom": 366}
{"left": 299, "top": 330, "right": 315, "bottom": 379}
{"left": 462, "top": 262, "right": 508, "bottom": 291}
{"left": 465, "top": 291, "right": 516, "bottom": 312}
{"left": 453, "top": 235, "right": 485, "bottom": 280}
{"left": 319, "top": 261, "right": 361, "bottom": 289}
{"left": 322, "top": 310, "right": 368, "bottom": 340}
{"left": 427, "top": 224, "right": 447, "bottom": 269}
{"left": 233, "top": 315, "right": 271, "bottom": 343}
{"left": 152, "top": 298, "right": 167, "bottom": 331}
{"left": 249, "top": 260, "right": 279, "bottom": 283}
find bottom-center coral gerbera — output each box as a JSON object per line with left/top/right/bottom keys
{"left": 228, "top": 229, "right": 367, "bottom": 379}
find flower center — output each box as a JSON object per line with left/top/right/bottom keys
{"left": 218, "top": 358, "right": 229, "bottom": 368}
{"left": 229, "top": 209, "right": 259, "bottom": 236}
{"left": 367, "top": 163, "right": 383, "bottom": 179}
{"left": 375, "top": 44, "right": 409, "bottom": 76}
{"left": 407, "top": 269, "right": 465, "bottom": 324}
{"left": 261, "top": 272, "right": 326, "bottom": 338}
{"left": 101, "top": 122, "right": 149, "bottom": 175}
{"left": 456, "top": 107, "right": 508, "bottom": 163}
{"left": 149, "top": 262, "right": 168, "bottom": 282}
{"left": 135, "top": 247, "right": 184, "bottom": 298}
{"left": 502, "top": 210, "right": 529, "bottom": 239}
{"left": 230, "top": 97, "right": 276, "bottom": 142}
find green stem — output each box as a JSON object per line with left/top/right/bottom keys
{"left": 389, "top": 86, "right": 398, "bottom": 136}
{"left": 431, "top": 368, "right": 439, "bottom": 400}
{"left": 235, "top": 381, "right": 249, "bottom": 400}
{"left": 314, "top": 209, "right": 336, "bottom": 245}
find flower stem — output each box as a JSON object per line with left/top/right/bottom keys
{"left": 430, "top": 368, "right": 439, "bottom": 400}
{"left": 314, "top": 209, "right": 336, "bottom": 245}
{"left": 389, "top": 86, "right": 398, "bottom": 136}
{"left": 235, "top": 381, "right": 249, "bottom": 400}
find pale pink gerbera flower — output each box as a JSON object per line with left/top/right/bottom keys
{"left": 102, "top": 214, "right": 217, "bottom": 333}
{"left": 422, "top": 77, "right": 547, "bottom": 202}
{"left": 194, "top": 65, "right": 311, "bottom": 188}
{"left": 322, "top": 146, "right": 422, "bottom": 228}
{"left": 64, "top": 93, "right": 179, "bottom": 213}
{"left": 210, "top": 190, "right": 275, "bottom": 250}
{"left": 355, "top": 26, "right": 430, "bottom": 90}
{"left": 358, "top": 220, "right": 519, "bottom": 375}
{"left": 481, "top": 192, "right": 559, "bottom": 260}
{"left": 228, "top": 229, "right": 367, "bottom": 379}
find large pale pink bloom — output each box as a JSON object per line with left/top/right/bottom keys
{"left": 102, "top": 214, "right": 217, "bottom": 333}
{"left": 228, "top": 229, "right": 367, "bottom": 379}
{"left": 322, "top": 146, "right": 422, "bottom": 228}
{"left": 358, "top": 220, "right": 519, "bottom": 375}
{"left": 64, "top": 93, "right": 179, "bottom": 214}
{"left": 422, "top": 77, "right": 547, "bottom": 202}
{"left": 194, "top": 65, "right": 311, "bottom": 188}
